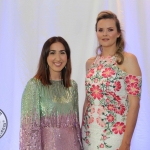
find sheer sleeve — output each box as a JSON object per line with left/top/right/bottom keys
{"left": 73, "top": 80, "right": 83, "bottom": 149}
{"left": 19, "top": 78, "right": 42, "bottom": 150}
{"left": 125, "top": 74, "right": 142, "bottom": 99}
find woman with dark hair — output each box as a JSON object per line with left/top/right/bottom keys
{"left": 20, "top": 36, "right": 83, "bottom": 150}
{"left": 82, "top": 11, "right": 142, "bottom": 150}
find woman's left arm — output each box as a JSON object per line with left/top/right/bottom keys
{"left": 119, "top": 53, "right": 142, "bottom": 150}
{"left": 73, "top": 80, "right": 83, "bottom": 149}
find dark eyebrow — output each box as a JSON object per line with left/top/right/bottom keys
{"left": 49, "top": 50, "right": 66, "bottom": 52}
{"left": 98, "top": 27, "right": 114, "bottom": 28}
{"left": 107, "top": 27, "right": 114, "bottom": 28}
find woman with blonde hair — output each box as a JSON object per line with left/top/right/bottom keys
{"left": 82, "top": 11, "right": 142, "bottom": 150}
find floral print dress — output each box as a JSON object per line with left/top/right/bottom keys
{"left": 82, "top": 55, "right": 142, "bottom": 150}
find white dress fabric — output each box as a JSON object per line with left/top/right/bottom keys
{"left": 82, "top": 55, "right": 142, "bottom": 150}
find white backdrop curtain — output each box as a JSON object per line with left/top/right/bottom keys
{"left": 0, "top": 0, "right": 150, "bottom": 149}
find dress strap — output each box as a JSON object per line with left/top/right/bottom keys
{"left": 93, "top": 55, "right": 100, "bottom": 65}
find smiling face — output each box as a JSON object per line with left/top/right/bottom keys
{"left": 47, "top": 42, "right": 67, "bottom": 78}
{"left": 96, "top": 19, "right": 120, "bottom": 49}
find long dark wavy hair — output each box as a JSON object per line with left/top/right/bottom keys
{"left": 95, "top": 10, "right": 125, "bottom": 65}
{"left": 34, "top": 36, "right": 72, "bottom": 88}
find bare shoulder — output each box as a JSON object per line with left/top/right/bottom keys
{"left": 123, "top": 52, "right": 137, "bottom": 63}
{"left": 86, "top": 57, "right": 96, "bottom": 71}
{"left": 123, "top": 52, "right": 141, "bottom": 76}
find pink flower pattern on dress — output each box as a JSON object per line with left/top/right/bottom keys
{"left": 90, "top": 105, "right": 95, "bottom": 114}
{"left": 125, "top": 75, "right": 138, "bottom": 84}
{"left": 125, "top": 74, "right": 141, "bottom": 96}
{"left": 87, "top": 68, "right": 94, "bottom": 78}
{"left": 90, "top": 85, "right": 103, "bottom": 99}
{"left": 85, "top": 139, "right": 90, "bottom": 145}
{"left": 86, "top": 131, "right": 90, "bottom": 136}
{"left": 102, "top": 68, "right": 115, "bottom": 78}
{"left": 107, "top": 114, "right": 114, "bottom": 122}
{"left": 96, "top": 117, "right": 106, "bottom": 127}
{"left": 114, "top": 104, "right": 125, "bottom": 115}
{"left": 107, "top": 104, "right": 115, "bottom": 111}
{"left": 88, "top": 116, "right": 94, "bottom": 124}
{"left": 126, "top": 82, "right": 140, "bottom": 95}
{"left": 97, "top": 105, "right": 105, "bottom": 115}
{"left": 112, "top": 122, "right": 126, "bottom": 134}
{"left": 97, "top": 64, "right": 103, "bottom": 70}
{"left": 82, "top": 55, "right": 142, "bottom": 149}
{"left": 100, "top": 143, "right": 104, "bottom": 148}
{"left": 114, "top": 81, "right": 121, "bottom": 91}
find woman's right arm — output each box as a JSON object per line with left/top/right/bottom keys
{"left": 20, "top": 79, "right": 42, "bottom": 150}
{"left": 82, "top": 57, "right": 95, "bottom": 122}
{"left": 82, "top": 96, "right": 88, "bottom": 123}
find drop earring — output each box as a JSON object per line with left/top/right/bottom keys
{"left": 46, "top": 64, "right": 49, "bottom": 69}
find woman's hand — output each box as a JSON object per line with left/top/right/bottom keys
{"left": 119, "top": 142, "right": 130, "bottom": 150}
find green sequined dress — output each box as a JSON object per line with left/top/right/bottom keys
{"left": 20, "top": 78, "right": 82, "bottom": 150}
